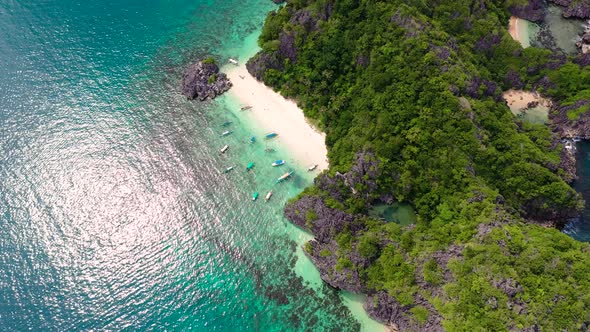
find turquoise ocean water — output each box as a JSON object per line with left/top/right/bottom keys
{"left": 2, "top": 1, "right": 588, "bottom": 330}
{"left": 0, "top": 1, "right": 384, "bottom": 330}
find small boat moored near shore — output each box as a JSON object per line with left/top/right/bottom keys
{"left": 277, "top": 171, "right": 294, "bottom": 183}
{"left": 307, "top": 164, "right": 318, "bottom": 171}
{"left": 229, "top": 58, "right": 238, "bottom": 65}
{"left": 246, "top": 162, "right": 255, "bottom": 171}
{"left": 221, "top": 130, "right": 233, "bottom": 137}
{"left": 220, "top": 145, "right": 229, "bottom": 154}
{"left": 265, "top": 132, "right": 278, "bottom": 139}
{"left": 221, "top": 121, "right": 232, "bottom": 127}
{"left": 223, "top": 166, "right": 234, "bottom": 173}
{"left": 241, "top": 105, "right": 252, "bottom": 111}
{"left": 252, "top": 192, "right": 259, "bottom": 201}
{"left": 250, "top": 136, "right": 256, "bottom": 144}
{"left": 265, "top": 191, "right": 273, "bottom": 201}
{"left": 264, "top": 148, "right": 275, "bottom": 153}
{"left": 272, "top": 160, "right": 285, "bottom": 167}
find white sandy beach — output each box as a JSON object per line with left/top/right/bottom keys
{"left": 503, "top": 89, "right": 552, "bottom": 112}
{"left": 503, "top": 89, "right": 552, "bottom": 124}
{"left": 509, "top": 16, "right": 521, "bottom": 43}
{"left": 224, "top": 63, "right": 329, "bottom": 172}
{"left": 509, "top": 16, "right": 531, "bottom": 48}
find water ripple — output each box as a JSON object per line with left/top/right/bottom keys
{"left": 0, "top": 0, "right": 363, "bottom": 330}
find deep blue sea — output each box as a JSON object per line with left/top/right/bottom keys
{"left": 564, "top": 141, "right": 590, "bottom": 242}
{"left": 0, "top": 1, "right": 378, "bottom": 330}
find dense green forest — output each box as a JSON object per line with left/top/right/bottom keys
{"left": 248, "top": 0, "right": 590, "bottom": 330}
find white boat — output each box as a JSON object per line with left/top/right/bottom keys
{"left": 277, "top": 171, "right": 294, "bottom": 182}
{"left": 221, "top": 130, "right": 232, "bottom": 137}
{"left": 265, "top": 191, "right": 273, "bottom": 201}
{"left": 229, "top": 58, "right": 238, "bottom": 65}
{"left": 272, "top": 160, "right": 285, "bottom": 167}
{"left": 220, "top": 145, "right": 229, "bottom": 154}
{"left": 223, "top": 166, "right": 234, "bottom": 173}
{"left": 307, "top": 164, "right": 318, "bottom": 171}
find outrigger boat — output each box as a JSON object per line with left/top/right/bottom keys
{"left": 250, "top": 136, "right": 256, "bottom": 144}
{"left": 272, "top": 160, "right": 285, "bottom": 167}
{"left": 221, "top": 121, "right": 232, "bottom": 127}
{"left": 229, "top": 58, "right": 238, "bottom": 65}
{"left": 221, "top": 130, "right": 232, "bottom": 137}
{"left": 246, "top": 162, "right": 255, "bottom": 171}
{"left": 307, "top": 164, "right": 318, "bottom": 171}
{"left": 276, "top": 171, "right": 294, "bottom": 183}
{"left": 265, "top": 132, "right": 278, "bottom": 139}
{"left": 265, "top": 191, "right": 273, "bottom": 201}
{"left": 220, "top": 145, "right": 229, "bottom": 154}
{"left": 240, "top": 105, "right": 253, "bottom": 111}
{"left": 252, "top": 192, "right": 259, "bottom": 201}
{"left": 223, "top": 166, "right": 234, "bottom": 173}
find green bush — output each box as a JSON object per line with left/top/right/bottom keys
{"left": 202, "top": 56, "right": 216, "bottom": 65}
{"left": 410, "top": 306, "right": 430, "bottom": 325}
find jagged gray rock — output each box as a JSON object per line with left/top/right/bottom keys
{"left": 509, "top": 0, "right": 544, "bottom": 22}
{"left": 549, "top": 0, "right": 590, "bottom": 18}
{"left": 181, "top": 59, "right": 232, "bottom": 100}
{"left": 364, "top": 292, "right": 444, "bottom": 332}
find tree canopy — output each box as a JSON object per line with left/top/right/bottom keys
{"left": 252, "top": 0, "right": 590, "bottom": 329}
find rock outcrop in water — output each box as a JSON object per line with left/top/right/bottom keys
{"left": 576, "top": 23, "right": 590, "bottom": 54}
{"left": 181, "top": 59, "right": 232, "bottom": 100}
{"left": 549, "top": 0, "right": 590, "bottom": 18}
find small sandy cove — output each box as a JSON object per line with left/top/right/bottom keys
{"left": 224, "top": 64, "right": 329, "bottom": 171}
{"left": 509, "top": 16, "right": 520, "bottom": 42}
{"left": 508, "top": 16, "right": 531, "bottom": 48}
{"left": 503, "top": 89, "right": 552, "bottom": 113}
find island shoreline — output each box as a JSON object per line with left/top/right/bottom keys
{"left": 221, "top": 61, "right": 329, "bottom": 174}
